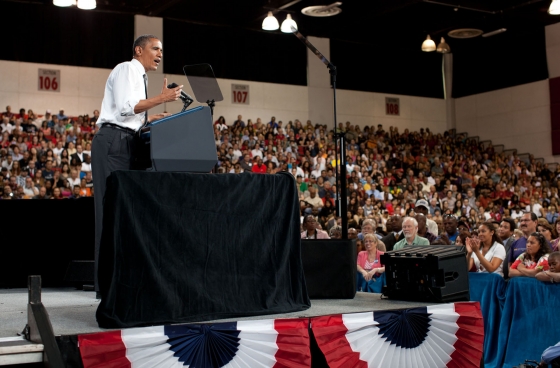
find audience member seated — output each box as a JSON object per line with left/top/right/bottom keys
{"left": 551, "top": 219, "right": 560, "bottom": 252}
{"left": 414, "top": 199, "right": 439, "bottom": 236}
{"left": 301, "top": 187, "right": 323, "bottom": 215}
{"left": 51, "top": 187, "right": 64, "bottom": 200}
{"left": 301, "top": 215, "right": 330, "bottom": 239}
{"left": 537, "top": 219, "right": 557, "bottom": 244}
{"left": 32, "top": 186, "right": 49, "bottom": 199}
{"left": 466, "top": 222, "right": 507, "bottom": 276}
{"left": 508, "top": 212, "right": 539, "bottom": 268}
{"left": 393, "top": 216, "right": 430, "bottom": 250}
{"left": 498, "top": 218, "right": 517, "bottom": 278}
{"left": 509, "top": 232, "right": 551, "bottom": 278}
{"left": 381, "top": 215, "right": 403, "bottom": 252}
{"left": 438, "top": 214, "right": 460, "bottom": 244}
{"left": 356, "top": 233, "right": 385, "bottom": 292}
{"left": 329, "top": 225, "right": 342, "bottom": 239}
{"left": 358, "top": 219, "right": 381, "bottom": 240}
{"left": 415, "top": 213, "right": 437, "bottom": 244}
{"left": 536, "top": 251, "right": 560, "bottom": 283}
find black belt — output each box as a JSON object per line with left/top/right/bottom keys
{"left": 101, "top": 123, "right": 136, "bottom": 134}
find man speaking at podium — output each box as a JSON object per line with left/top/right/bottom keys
{"left": 92, "top": 34, "right": 183, "bottom": 297}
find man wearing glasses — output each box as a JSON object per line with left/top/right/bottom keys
{"left": 507, "top": 212, "right": 542, "bottom": 270}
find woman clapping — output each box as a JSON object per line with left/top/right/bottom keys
{"left": 466, "top": 222, "right": 507, "bottom": 276}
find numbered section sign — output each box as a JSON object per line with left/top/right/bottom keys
{"left": 38, "top": 69, "right": 60, "bottom": 92}
{"left": 385, "top": 97, "right": 399, "bottom": 116}
{"left": 232, "top": 84, "right": 249, "bottom": 105}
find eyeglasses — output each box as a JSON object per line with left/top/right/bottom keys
{"left": 443, "top": 214, "right": 457, "bottom": 219}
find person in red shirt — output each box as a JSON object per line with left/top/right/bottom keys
{"left": 251, "top": 157, "right": 266, "bottom": 174}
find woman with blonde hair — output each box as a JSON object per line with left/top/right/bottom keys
{"left": 357, "top": 233, "right": 385, "bottom": 283}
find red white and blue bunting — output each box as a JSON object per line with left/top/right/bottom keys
{"left": 78, "top": 318, "right": 310, "bottom": 368}
{"left": 311, "top": 302, "right": 483, "bottom": 368}
{"left": 77, "top": 302, "right": 482, "bottom": 368}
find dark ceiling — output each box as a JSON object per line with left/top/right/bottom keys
{"left": 31, "top": 0, "right": 560, "bottom": 50}
{"left": 2, "top": 0, "right": 560, "bottom": 97}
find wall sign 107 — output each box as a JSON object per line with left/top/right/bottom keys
{"left": 232, "top": 84, "right": 249, "bottom": 105}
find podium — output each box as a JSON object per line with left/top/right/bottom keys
{"left": 97, "top": 171, "right": 310, "bottom": 328}
{"left": 138, "top": 106, "right": 217, "bottom": 172}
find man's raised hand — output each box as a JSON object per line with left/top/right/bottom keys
{"left": 161, "top": 77, "right": 183, "bottom": 103}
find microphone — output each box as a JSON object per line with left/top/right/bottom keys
{"left": 167, "top": 83, "right": 193, "bottom": 105}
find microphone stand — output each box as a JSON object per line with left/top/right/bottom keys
{"left": 291, "top": 27, "right": 348, "bottom": 238}
{"left": 206, "top": 99, "right": 215, "bottom": 117}
{"left": 180, "top": 98, "right": 193, "bottom": 112}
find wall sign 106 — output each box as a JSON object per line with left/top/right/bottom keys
{"left": 386, "top": 97, "right": 400, "bottom": 116}
{"left": 38, "top": 69, "right": 60, "bottom": 92}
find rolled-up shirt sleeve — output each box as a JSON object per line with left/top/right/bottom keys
{"left": 112, "top": 64, "right": 141, "bottom": 118}
{"left": 96, "top": 59, "right": 148, "bottom": 131}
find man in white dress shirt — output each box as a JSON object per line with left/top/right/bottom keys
{"left": 91, "top": 34, "right": 182, "bottom": 297}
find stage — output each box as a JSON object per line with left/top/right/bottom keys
{"left": 0, "top": 288, "right": 432, "bottom": 339}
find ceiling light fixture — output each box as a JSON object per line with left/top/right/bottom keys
{"left": 549, "top": 0, "right": 560, "bottom": 14}
{"left": 301, "top": 2, "right": 342, "bottom": 17}
{"left": 262, "top": 11, "right": 280, "bottom": 31}
{"left": 436, "top": 37, "right": 451, "bottom": 53}
{"left": 422, "top": 35, "right": 436, "bottom": 52}
{"left": 77, "top": 0, "right": 96, "bottom": 9}
{"left": 53, "top": 0, "right": 76, "bottom": 6}
{"left": 281, "top": 14, "right": 298, "bottom": 33}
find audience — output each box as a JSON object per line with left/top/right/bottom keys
{"left": 466, "top": 222, "right": 507, "bottom": 276}
{"left": 509, "top": 232, "right": 551, "bottom": 278}
{"left": 3, "top": 106, "right": 560, "bottom": 262}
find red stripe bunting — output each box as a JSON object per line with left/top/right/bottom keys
{"left": 78, "top": 330, "right": 130, "bottom": 368}
{"left": 311, "top": 315, "right": 367, "bottom": 368}
{"left": 273, "top": 318, "right": 311, "bottom": 368}
{"left": 448, "top": 302, "right": 484, "bottom": 368}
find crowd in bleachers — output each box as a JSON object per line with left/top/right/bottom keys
{"left": 2, "top": 104, "right": 560, "bottom": 281}
{"left": 1, "top": 106, "right": 96, "bottom": 200}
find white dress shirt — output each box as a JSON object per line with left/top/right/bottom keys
{"left": 81, "top": 162, "right": 92, "bottom": 172}
{"left": 96, "top": 58, "right": 147, "bottom": 131}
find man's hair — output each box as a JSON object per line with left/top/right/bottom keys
{"left": 132, "top": 34, "right": 159, "bottom": 57}
{"left": 522, "top": 211, "right": 538, "bottom": 222}
{"left": 501, "top": 218, "right": 516, "bottom": 232}
{"left": 402, "top": 216, "right": 418, "bottom": 227}
{"left": 361, "top": 219, "right": 376, "bottom": 230}
{"left": 329, "top": 225, "right": 342, "bottom": 237}
{"left": 549, "top": 251, "right": 560, "bottom": 262}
